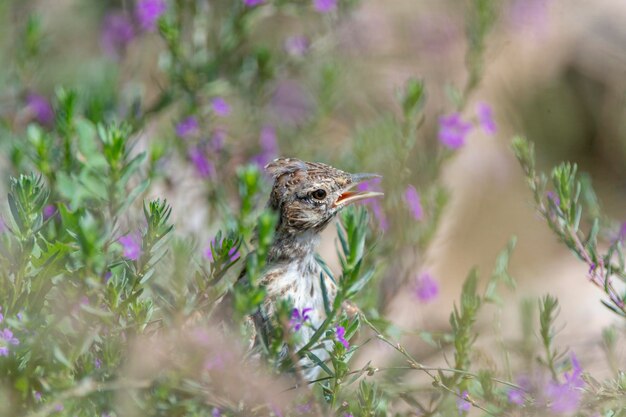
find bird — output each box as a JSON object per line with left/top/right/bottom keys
{"left": 247, "top": 157, "right": 383, "bottom": 380}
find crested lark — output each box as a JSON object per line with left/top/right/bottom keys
{"left": 249, "top": 158, "right": 382, "bottom": 380}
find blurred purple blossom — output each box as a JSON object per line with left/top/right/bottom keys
{"left": 290, "top": 307, "right": 312, "bottom": 331}
{"left": 43, "top": 204, "right": 57, "bottom": 220}
{"left": 34, "top": 391, "right": 42, "bottom": 401}
{"left": 104, "top": 271, "right": 112, "bottom": 284}
{"left": 456, "top": 391, "right": 471, "bottom": 413}
{"left": 414, "top": 273, "right": 439, "bottom": 302}
{"left": 335, "top": 325, "right": 349, "bottom": 349}
{"left": 175, "top": 116, "right": 199, "bottom": 139}
{"left": 270, "top": 80, "right": 314, "bottom": 126}
{"left": 204, "top": 354, "right": 226, "bottom": 371}
{"left": 507, "top": 387, "right": 525, "bottom": 405}
{"left": 16, "top": 312, "right": 23, "bottom": 321}
{"left": 135, "top": 0, "right": 167, "bottom": 32}
{"left": 438, "top": 113, "right": 472, "bottom": 149}
{"left": 211, "top": 97, "right": 231, "bottom": 117}
{"left": 188, "top": 147, "right": 215, "bottom": 179}
{"left": 211, "top": 127, "right": 227, "bottom": 153}
{"left": 404, "top": 185, "right": 423, "bottom": 220}
{"left": 251, "top": 125, "right": 279, "bottom": 168}
{"left": 0, "top": 307, "right": 3, "bottom": 324}
{"left": 0, "top": 328, "right": 19, "bottom": 356}
{"left": 101, "top": 12, "right": 135, "bottom": 58}
{"left": 357, "top": 178, "right": 388, "bottom": 231}
{"left": 54, "top": 403, "right": 64, "bottom": 412}
{"left": 2, "top": 329, "right": 19, "bottom": 345}
{"left": 244, "top": 0, "right": 265, "bottom": 6}
{"left": 546, "top": 191, "right": 560, "bottom": 207}
{"left": 94, "top": 358, "right": 102, "bottom": 369}
{"left": 546, "top": 353, "right": 584, "bottom": 413}
{"left": 284, "top": 35, "right": 310, "bottom": 57}
{"left": 212, "top": 408, "right": 222, "bottom": 417}
{"left": 476, "top": 102, "right": 496, "bottom": 135}
{"left": 509, "top": 0, "right": 549, "bottom": 33}
{"left": 314, "top": 0, "right": 338, "bottom": 13}
{"left": 119, "top": 233, "right": 141, "bottom": 260}
{"left": 295, "top": 403, "right": 313, "bottom": 414}
{"left": 271, "top": 404, "right": 284, "bottom": 417}
{"left": 26, "top": 93, "right": 54, "bottom": 127}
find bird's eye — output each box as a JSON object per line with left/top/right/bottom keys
{"left": 311, "top": 189, "right": 327, "bottom": 200}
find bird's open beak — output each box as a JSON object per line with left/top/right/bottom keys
{"left": 333, "top": 173, "right": 384, "bottom": 208}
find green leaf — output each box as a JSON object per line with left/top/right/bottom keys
{"left": 53, "top": 345, "right": 73, "bottom": 369}
{"left": 305, "top": 351, "right": 334, "bottom": 377}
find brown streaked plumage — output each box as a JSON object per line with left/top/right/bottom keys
{"left": 250, "top": 158, "right": 382, "bottom": 380}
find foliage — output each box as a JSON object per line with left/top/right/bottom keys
{"left": 0, "top": 1, "right": 623, "bottom": 416}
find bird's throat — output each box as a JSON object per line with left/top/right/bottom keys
{"left": 268, "top": 230, "right": 321, "bottom": 263}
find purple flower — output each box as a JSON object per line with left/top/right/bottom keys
{"left": 295, "top": 402, "right": 313, "bottom": 414}
{"left": 43, "top": 204, "right": 57, "bottom": 220}
{"left": 270, "top": 80, "right": 314, "bottom": 126}
{"left": 0, "top": 307, "right": 3, "bottom": 324}
{"left": 414, "top": 273, "right": 439, "bottom": 302}
{"left": 211, "top": 97, "right": 231, "bottom": 117}
{"left": 16, "top": 312, "right": 23, "bottom": 321}
{"left": 357, "top": 178, "right": 388, "bottom": 231}
{"left": 244, "top": 0, "right": 265, "bottom": 6}
{"left": 175, "top": 116, "right": 199, "bottom": 139}
{"left": 290, "top": 308, "right": 312, "bottom": 331}
{"left": 104, "top": 271, "right": 112, "bottom": 284}
{"left": 314, "top": 0, "right": 338, "bottom": 13}
{"left": 118, "top": 233, "right": 142, "bottom": 260}
{"left": 284, "top": 35, "right": 310, "bottom": 57}
{"left": 204, "top": 354, "right": 225, "bottom": 371}
{"left": 94, "top": 358, "right": 102, "bottom": 369}
{"left": 438, "top": 113, "right": 472, "bottom": 149}
{"left": 211, "top": 128, "right": 227, "bottom": 153}
{"left": 0, "top": 327, "right": 20, "bottom": 356}
{"left": 546, "top": 353, "right": 584, "bottom": 413}
{"left": 54, "top": 403, "right": 64, "bottom": 412}
{"left": 188, "top": 147, "right": 215, "bottom": 179}
{"left": 404, "top": 185, "right": 423, "bottom": 220}
{"left": 212, "top": 408, "right": 222, "bottom": 417}
{"left": 34, "top": 391, "right": 42, "bottom": 401}
{"left": 26, "top": 93, "right": 54, "bottom": 127}
{"left": 456, "top": 391, "right": 471, "bottom": 413}
{"left": 509, "top": 0, "right": 549, "bottom": 33}
{"left": 546, "top": 191, "right": 560, "bottom": 208}
{"left": 2, "top": 328, "right": 19, "bottom": 345}
{"left": 507, "top": 388, "right": 525, "bottom": 405}
{"left": 135, "top": 0, "right": 167, "bottom": 32}
{"left": 335, "top": 325, "right": 349, "bottom": 349}
{"left": 251, "top": 125, "right": 279, "bottom": 168}
{"left": 228, "top": 247, "right": 240, "bottom": 262}
{"left": 476, "top": 102, "right": 496, "bottom": 135}
{"left": 101, "top": 12, "right": 135, "bottom": 58}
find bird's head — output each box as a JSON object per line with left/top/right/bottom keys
{"left": 265, "top": 158, "right": 383, "bottom": 234}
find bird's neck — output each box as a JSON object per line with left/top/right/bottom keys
{"left": 268, "top": 229, "right": 321, "bottom": 264}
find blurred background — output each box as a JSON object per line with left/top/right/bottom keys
{"left": 1, "top": 0, "right": 626, "bottom": 413}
